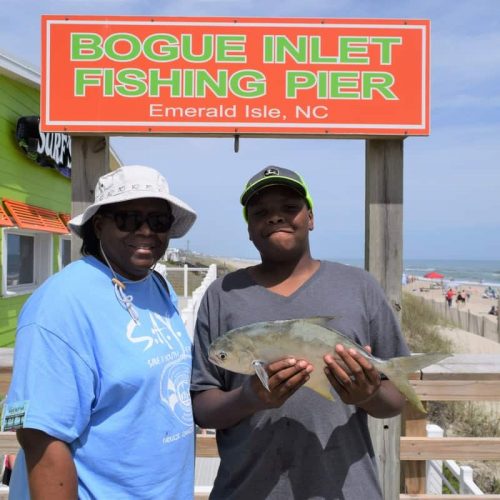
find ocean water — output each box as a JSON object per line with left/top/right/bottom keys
{"left": 335, "top": 259, "right": 500, "bottom": 287}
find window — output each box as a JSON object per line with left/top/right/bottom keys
{"left": 2, "top": 228, "right": 53, "bottom": 296}
{"left": 7, "top": 233, "right": 34, "bottom": 286}
{"left": 59, "top": 236, "right": 72, "bottom": 269}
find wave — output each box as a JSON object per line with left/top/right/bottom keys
{"left": 335, "top": 258, "right": 500, "bottom": 288}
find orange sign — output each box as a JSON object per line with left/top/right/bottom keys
{"left": 41, "top": 16, "right": 430, "bottom": 136}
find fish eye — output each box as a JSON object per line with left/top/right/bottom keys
{"left": 218, "top": 351, "right": 228, "bottom": 361}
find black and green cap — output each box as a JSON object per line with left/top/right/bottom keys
{"left": 240, "top": 166, "right": 313, "bottom": 214}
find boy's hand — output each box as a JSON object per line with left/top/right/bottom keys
{"left": 323, "top": 345, "right": 381, "bottom": 406}
{"left": 243, "top": 357, "right": 313, "bottom": 409}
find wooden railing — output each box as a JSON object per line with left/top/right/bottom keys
{"left": 1, "top": 353, "right": 499, "bottom": 499}
{"left": 401, "top": 354, "right": 500, "bottom": 499}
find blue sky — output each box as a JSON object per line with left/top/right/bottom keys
{"left": 1, "top": 1, "right": 499, "bottom": 261}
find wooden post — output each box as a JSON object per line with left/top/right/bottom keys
{"left": 364, "top": 139, "right": 404, "bottom": 307}
{"left": 365, "top": 139, "right": 404, "bottom": 500}
{"left": 401, "top": 404, "right": 427, "bottom": 494}
{"left": 70, "top": 136, "right": 110, "bottom": 261}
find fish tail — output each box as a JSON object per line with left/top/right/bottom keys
{"left": 375, "top": 353, "right": 448, "bottom": 414}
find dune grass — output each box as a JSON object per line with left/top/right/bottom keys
{"left": 402, "top": 292, "right": 454, "bottom": 354}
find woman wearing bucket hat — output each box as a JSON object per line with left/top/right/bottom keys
{"left": 4, "top": 166, "right": 197, "bottom": 499}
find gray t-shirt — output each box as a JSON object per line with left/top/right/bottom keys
{"left": 191, "top": 261, "right": 409, "bottom": 500}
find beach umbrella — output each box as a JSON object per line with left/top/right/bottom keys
{"left": 424, "top": 271, "right": 444, "bottom": 279}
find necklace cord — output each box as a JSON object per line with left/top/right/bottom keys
{"left": 99, "top": 241, "right": 152, "bottom": 324}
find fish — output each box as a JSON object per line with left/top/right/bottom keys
{"left": 208, "top": 317, "right": 449, "bottom": 414}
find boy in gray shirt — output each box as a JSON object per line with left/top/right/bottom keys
{"left": 191, "top": 166, "right": 409, "bottom": 500}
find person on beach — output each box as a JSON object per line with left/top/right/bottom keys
{"left": 191, "top": 165, "right": 410, "bottom": 500}
{"left": 445, "top": 287, "right": 455, "bottom": 307}
{"left": 456, "top": 290, "right": 466, "bottom": 306}
{"left": 3, "top": 165, "right": 197, "bottom": 499}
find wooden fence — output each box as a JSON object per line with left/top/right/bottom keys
{"left": 417, "top": 296, "right": 499, "bottom": 343}
{"left": 0, "top": 353, "right": 499, "bottom": 499}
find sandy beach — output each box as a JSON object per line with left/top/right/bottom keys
{"left": 403, "top": 278, "right": 499, "bottom": 318}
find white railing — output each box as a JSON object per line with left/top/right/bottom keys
{"left": 180, "top": 264, "right": 217, "bottom": 340}
{"left": 165, "top": 264, "right": 213, "bottom": 299}
{"left": 426, "top": 424, "right": 484, "bottom": 495}
{"left": 153, "top": 262, "right": 218, "bottom": 339}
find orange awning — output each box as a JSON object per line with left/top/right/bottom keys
{"left": 59, "top": 213, "right": 71, "bottom": 229}
{"left": 3, "top": 199, "right": 69, "bottom": 234}
{"left": 0, "top": 204, "right": 14, "bottom": 227}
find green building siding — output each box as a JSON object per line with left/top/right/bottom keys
{"left": 0, "top": 75, "right": 70, "bottom": 208}
{"left": 0, "top": 73, "right": 71, "bottom": 346}
{"left": 0, "top": 293, "right": 29, "bottom": 347}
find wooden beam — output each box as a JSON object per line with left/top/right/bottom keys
{"left": 195, "top": 435, "right": 218, "bottom": 458}
{"left": 400, "top": 437, "right": 500, "bottom": 460}
{"left": 365, "top": 138, "right": 404, "bottom": 317}
{"left": 0, "top": 369, "right": 12, "bottom": 395}
{"left": 367, "top": 414, "right": 402, "bottom": 498}
{"left": 411, "top": 380, "right": 500, "bottom": 400}
{"left": 400, "top": 495, "right": 500, "bottom": 499}
{"left": 421, "top": 354, "right": 500, "bottom": 380}
{"left": 70, "top": 136, "right": 110, "bottom": 262}
{"left": 365, "top": 138, "right": 404, "bottom": 500}
{"left": 0, "top": 431, "right": 221, "bottom": 458}
{"left": 0, "top": 432, "right": 19, "bottom": 454}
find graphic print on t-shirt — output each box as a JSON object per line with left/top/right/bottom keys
{"left": 160, "top": 358, "right": 192, "bottom": 426}
{"left": 126, "top": 311, "right": 193, "bottom": 429}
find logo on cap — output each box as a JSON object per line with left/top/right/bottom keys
{"left": 264, "top": 167, "right": 279, "bottom": 176}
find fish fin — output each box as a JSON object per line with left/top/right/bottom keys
{"left": 384, "top": 373, "right": 426, "bottom": 413}
{"left": 305, "top": 371, "right": 335, "bottom": 401}
{"left": 252, "top": 361, "right": 270, "bottom": 392}
{"left": 388, "top": 353, "right": 450, "bottom": 373}
{"left": 286, "top": 316, "right": 336, "bottom": 328}
{"left": 378, "top": 353, "right": 450, "bottom": 414}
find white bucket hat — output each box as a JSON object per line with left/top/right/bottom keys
{"left": 68, "top": 165, "right": 197, "bottom": 238}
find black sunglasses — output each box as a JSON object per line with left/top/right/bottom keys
{"left": 101, "top": 211, "right": 174, "bottom": 233}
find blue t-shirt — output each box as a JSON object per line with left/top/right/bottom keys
{"left": 3, "top": 256, "right": 194, "bottom": 499}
